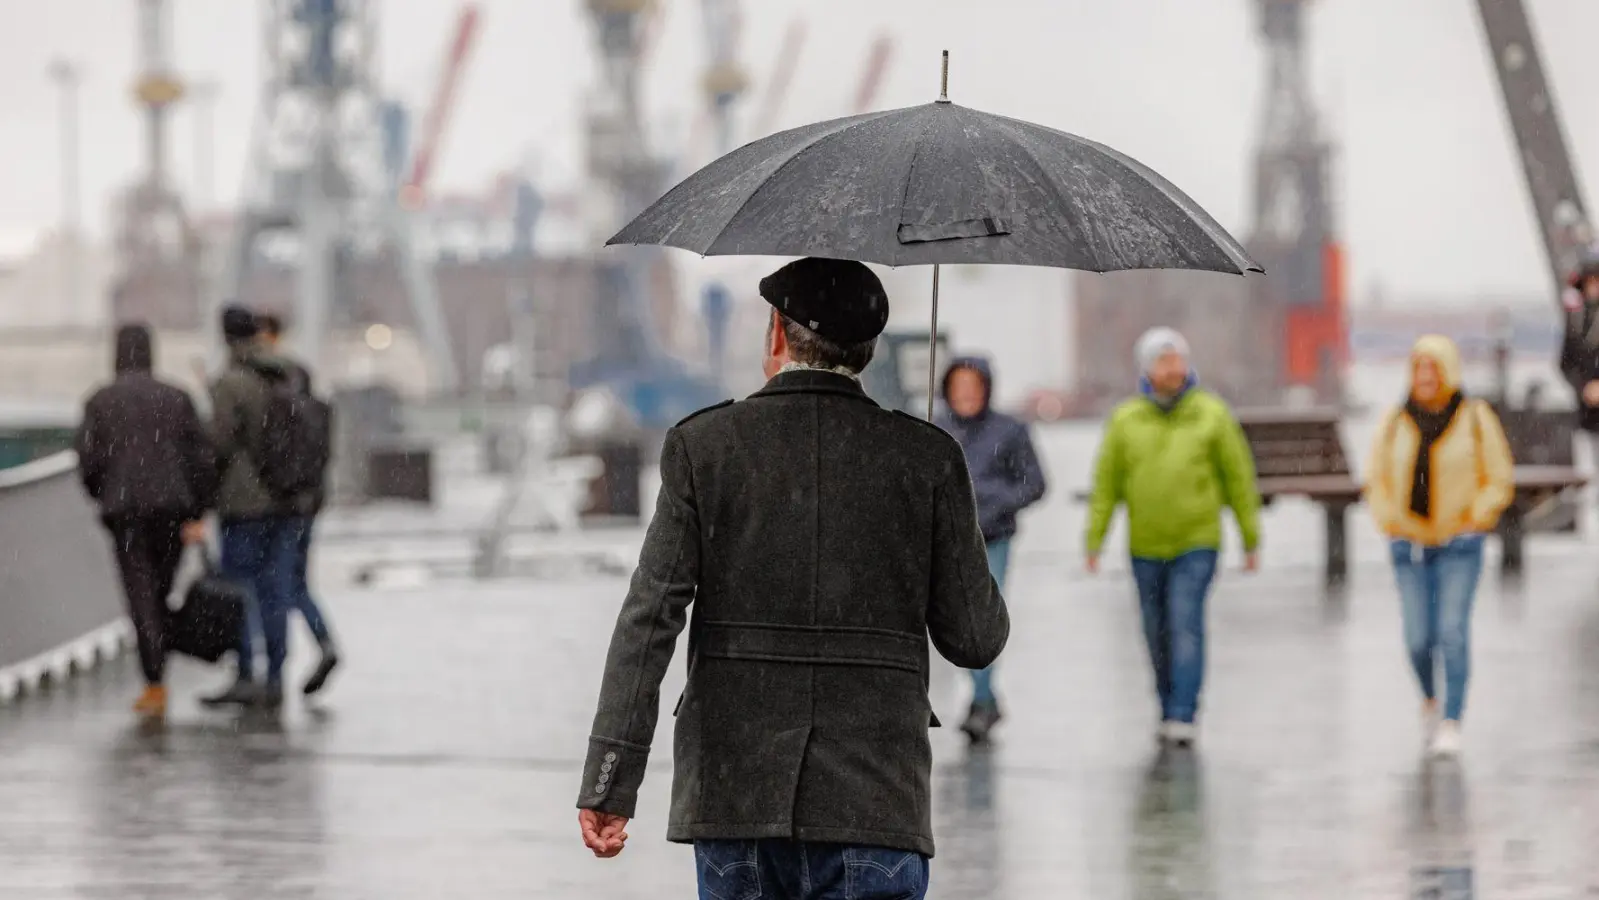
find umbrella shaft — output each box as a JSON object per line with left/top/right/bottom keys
{"left": 926, "top": 264, "right": 942, "bottom": 421}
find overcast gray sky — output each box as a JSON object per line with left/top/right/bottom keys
{"left": 1, "top": 0, "right": 1597, "bottom": 302}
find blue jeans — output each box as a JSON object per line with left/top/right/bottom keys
{"left": 968, "top": 538, "right": 1011, "bottom": 707}
{"left": 695, "top": 839, "right": 929, "bottom": 900}
{"left": 289, "top": 516, "right": 332, "bottom": 645}
{"left": 1390, "top": 534, "right": 1485, "bottom": 722}
{"left": 1130, "top": 549, "right": 1219, "bottom": 724}
{"left": 221, "top": 518, "right": 299, "bottom": 685}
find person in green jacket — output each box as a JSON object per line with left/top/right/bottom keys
{"left": 1084, "top": 327, "right": 1261, "bottom": 747}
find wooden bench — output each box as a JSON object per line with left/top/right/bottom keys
{"left": 1076, "top": 407, "right": 1587, "bottom": 581}
{"left": 1237, "top": 408, "right": 1588, "bottom": 579}
{"left": 1236, "top": 408, "right": 1363, "bottom": 581}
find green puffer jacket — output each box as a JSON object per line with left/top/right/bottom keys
{"left": 1084, "top": 389, "right": 1261, "bottom": 561}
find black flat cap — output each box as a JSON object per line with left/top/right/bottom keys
{"left": 759, "top": 257, "right": 889, "bottom": 345}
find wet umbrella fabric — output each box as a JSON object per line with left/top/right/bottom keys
{"left": 608, "top": 100, "right": 1260, "bottom": 276}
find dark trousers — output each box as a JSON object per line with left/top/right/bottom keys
{"left": 695, "top": 839, "right": 930, "bottom": 900}
{"left": 289, "top": 516, "right": 332, "bottom": 645}
{"left": 106, "top": 517, "right": 185, "bottom": 685}
{"left": 221, "top": 517, "right": 300, "bottom": 685}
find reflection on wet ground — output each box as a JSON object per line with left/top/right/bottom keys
{"left": 3, "top": 546, "right": 1599, "bottom": 897}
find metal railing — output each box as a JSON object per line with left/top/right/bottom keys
{"left": 0, "top": 451, "right": 129, "bottom": 703}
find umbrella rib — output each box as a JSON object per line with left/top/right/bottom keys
{"left": 984, "top": 116, "right": 1110, "bottom": 273}
{"left": 890, "top": 110, "right": 946, "bottom": 268}
{"left": 705, "top": 110, "right": 901, "bottom": 257}
{"left": 999, "top": 115, "right": 1256, "bottom": 273}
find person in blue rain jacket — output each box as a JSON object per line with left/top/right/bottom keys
{"left": 936, "top": 355, "right": 1048, "bottom": 742}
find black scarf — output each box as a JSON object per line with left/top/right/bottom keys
{"left": 1403, "top": 392, "right": 1464, "bottom": 518}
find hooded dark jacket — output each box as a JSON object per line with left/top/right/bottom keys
{"left": 208, "top": 344, "right": 320, "bottom": 519}
{"left": 1559, "top": 295, "right": 1599, "bottom": 432}
{"left": 75, "top": 325, "right": 218, "bottom": 521}
{"left": 933, "top": 357, "right": 1048, "bottom": 543}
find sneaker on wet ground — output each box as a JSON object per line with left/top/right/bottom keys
{"left": 1163, "top": 721, "right": 1197, "bottom": 747}
{"left": 302, "top": 649, "right": 340, "bottom": 697}
{"left": 1430, "top": 720, "right": 1462, "bottom": 757}
{"left": 199, "top": 679, "right": 260, "bottom": 708}
{"left": 960, "top": 702, "right": 1003, "bottom": 743}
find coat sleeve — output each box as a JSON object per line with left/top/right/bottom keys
{"left": 1213, "top": 408, "right": 1262, "bottom": 552}
{"left": 1364, "top": 410, "right": 1401, "bottom": 537}
{"left": 73, "top": 395, "right": 105, "bottom": 501}
{"left": 927, "top": 442, "right": 1011, "bottom": 671}
{"left": 1468, "top": 402, "right": 1516, "bottom": 530}
{"left": 1084, "top": 418, "right": 1123, "bottom": 555}
{"left": 1560, "top": 306, "right": 1589, "bottom": 394}
{"left": 207, "top": 376, "right": 246, "bottom": 463}
{"left": 179, "top": 393, "right": 220, "bottom": 514}
{"left": 975, "top": 422, "right": 1048, "bottom": 523}
{"left": 576, "top": 427, "right": 701, "bottom": 818}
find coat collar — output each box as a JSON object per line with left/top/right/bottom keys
{"left": 749, "top": 369, "right": 879, "bottom": 406}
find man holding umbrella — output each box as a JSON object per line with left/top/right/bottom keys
{"left": 575, "top": 257, "right": 1009, "bottom": 899}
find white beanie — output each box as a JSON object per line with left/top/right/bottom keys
{"left": 1135, "top": 327, "right": 1190, "bottom": 375}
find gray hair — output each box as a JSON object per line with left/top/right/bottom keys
{"left": 767, "top": 310, "right": 877, "bottom": 374}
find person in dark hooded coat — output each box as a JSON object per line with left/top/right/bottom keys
{"left": 75, "top": 323, "right": 218, "bottom": 719}
{"left": 935, "top": 356, "right": 1047, "bottom": 742}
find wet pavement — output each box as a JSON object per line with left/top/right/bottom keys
{"left": 5, "top": 424, "right": 1599, "bottom": 897}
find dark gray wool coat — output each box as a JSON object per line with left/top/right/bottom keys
{"left": 575, "top": 368, "right": 1010, "bottom": 858}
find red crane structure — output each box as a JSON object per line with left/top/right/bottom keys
{"left": 401, "top": 3, "right": 482, "bottom": 209}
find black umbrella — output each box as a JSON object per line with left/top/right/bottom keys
{"left": 610, "top": 53, "right": 1260, "bottom": 416}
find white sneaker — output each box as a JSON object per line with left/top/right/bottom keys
{"left": 1422, "top": 703, "right": 1440, "bottom": 743}
{"left": 1164, "top": 721, "right": 1197, "bottom": 747}
{"left": 1430, "top": 720, "right": 1462, "bottom": 757}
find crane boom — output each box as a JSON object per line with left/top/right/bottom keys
{"left": 751, "top": 17, "right": 806, "bottom": 138}
{"left": 853, "top": 34, "right": 893, "bottom": 115}
{"left": 403, "top": 3, "right": 482, "bottom": 206}
{"left": 1474, "top": 0, "right": 1592, "bottom": 298}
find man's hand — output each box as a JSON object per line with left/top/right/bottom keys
{"left": 1085, "top": 554, "right": 1099, "bottom": 575}
{"left": 579, "top": 809, "right": 630, "bottom": 858}
{"left": 1243, "top": 552, "right": 1260, "bottom": 573}
{"left": 1583, "top": 380, "right": 1599, "bottom": 407}
{"left": 181, "top": 520, "right": 208, "bottom": 546}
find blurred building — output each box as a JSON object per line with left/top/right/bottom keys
{"left": 0, "top": 231, "right": 114, "bottom": 332}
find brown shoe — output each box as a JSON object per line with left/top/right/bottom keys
{"left": 133, "top": 685, "right": 167, "bottom": 718}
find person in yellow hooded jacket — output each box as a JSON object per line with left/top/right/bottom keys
{"left": 1365, "top": 335, "right": 1513, "bottom": 757}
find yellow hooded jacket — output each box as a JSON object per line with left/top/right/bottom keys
{"left": 1364, "top": 335, "right": 1515, "bottom": 546}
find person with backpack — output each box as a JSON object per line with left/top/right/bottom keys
{"left": 255, "top": 311, "right": 340, "bottom": 696}
{"left": 75, "top": 324, "right": 218, "bottom": 719}
{"left": 201, "top": 306, "right": 328, "bottom": 710}
{"left": 1365, "top": 335, "right": 1513, "bottom": 757}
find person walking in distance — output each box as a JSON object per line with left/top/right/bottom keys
{"left": 1559, "top": 248, "right": 1599, "bottom": 489}
{"left": 255, "top": 311, "right": 340, "bottom": 696}
{"left": 575, "top": 258, "right": 1009, "bottom": 900}
{"left": 75, "top": 324, "right": 218, "bottom": 719}
{"left": 935, "top": 356, "right": 1047, "bottom": 743}
{"left": 199, "top": 306, "right": 304, "bottom": 710}
{"left": 1084, "top": 327, "right": 1261, "bottom": 747}
{"left": 1365, "top": 335, "right": 1513, "bottom": 757}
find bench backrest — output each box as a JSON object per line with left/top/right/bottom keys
{"left": 1490, "top": 406, "right": 1576, "bottom": 467}
{"left": 1235, "top": 408, "right": 1351, "bottom": 479}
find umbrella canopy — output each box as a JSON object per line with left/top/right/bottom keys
{"left": 609, "top": 99, "right": 1260, "bottom": 275}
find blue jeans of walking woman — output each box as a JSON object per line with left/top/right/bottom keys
{"left": 968, "top": 538, "right": 1011, "bottom": 708}
{"left": 1389, "top": 534, "right": 1485, "bottom": 722}
{"left": 696, "top": 839, "right": 929, "bottom": 900}
{"left": 1130, "top": 549, "right": 1219, "bottom": 724}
